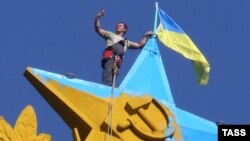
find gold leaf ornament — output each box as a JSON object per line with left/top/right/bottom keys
{"left": 0, "top": 105, "right": 51, "bottom": 141}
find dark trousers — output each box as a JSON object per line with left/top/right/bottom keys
{"left": 102, "top": 59, "right": 115, "bottom": 86}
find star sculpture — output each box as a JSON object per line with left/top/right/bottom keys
{"left": 24, "top": 38, "right": 217, "bottom": 141}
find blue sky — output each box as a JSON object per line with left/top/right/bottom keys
{"left": 1, "top": 0, "right": 250, "bottom": 140}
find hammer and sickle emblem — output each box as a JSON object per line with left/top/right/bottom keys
{"left": 117, "top": 97, "right": 175, "bottom": 140}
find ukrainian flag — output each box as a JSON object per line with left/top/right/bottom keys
{"left": 157, "top": 8, "right": 210, "bottom": 85}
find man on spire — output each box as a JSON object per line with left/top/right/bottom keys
{"left": 95, "top": 9, "right": 152, "bottom": 86}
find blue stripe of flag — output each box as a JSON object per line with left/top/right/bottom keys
{"left": 158, "top": 8, "right": 184, "bottom": 33}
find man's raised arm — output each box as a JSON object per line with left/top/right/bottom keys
{"left": 129, "top": 31, "right": 153, "bottom": 48}
{"left": 94, "top": 9, "right": 106, "bottom": 37}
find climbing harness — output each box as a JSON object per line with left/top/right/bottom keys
{"left": 102, "top": 47, "right": 123, "bottom": 67}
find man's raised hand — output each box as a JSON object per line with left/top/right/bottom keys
{"left": 96, "top": 9, "right": 105, "bottom": 18}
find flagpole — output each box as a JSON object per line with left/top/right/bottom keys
{"left": 153, "top": 2, "right": 159, "bottom": 33}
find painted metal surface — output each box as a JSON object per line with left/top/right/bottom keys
{"left": 24, "top": 38, "right": 217, "bottom": 141}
